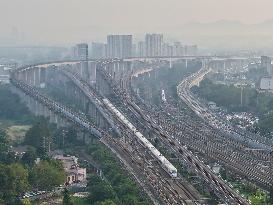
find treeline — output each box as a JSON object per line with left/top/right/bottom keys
{"left": 0, "top": 85, "right": 33, "bottom": 123}
{"left": 135, "top": 61, "right": 201, "bottom": 105}
{"left": 192, "top": 79, "right": 273, "bottom": 135}
{"left": 0, "top": 85, "right": 76, "bottom": 204}
{"left": 0, "top": 85, "right": 150, "bottom": 204}
{"left": 23, "top": 117, "right": 82, "bottom": 154}
{"left": 0, "top": 129, "right": 66, "bottom": 205}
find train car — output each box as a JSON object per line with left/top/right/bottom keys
{"left": 103, "top": 98, "right": 177, "bottom": 178}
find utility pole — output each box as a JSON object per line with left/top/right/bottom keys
{"left": 62, "top": 129, "right": 67, "bottom": 148}
{"left": 43, "top": 135, "right": 46, "bottom": 154}
{"left": 48, "top": 137, "right": 51, "bottom": 154}
{"left": 241, "top": 86, "right": 243, "bottom": 106}
{"left": 239, "top": 83, "right": 246, "bottom": 106}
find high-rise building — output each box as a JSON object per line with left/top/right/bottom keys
{"left": 91, "top": 42, "right": 106, "bottom": 59}
{"left": 106, "top": 35, "right": 132, "bottom": 58}
{"left": 162, "top": 43, "right": 173, "bottom": 57}
{"left": 145, "top": 34, "right": 163, "bottom": 57}
{"left": 132, "top": 44, "right": 137, "bottom": 57}
{"left": 261, "top": 56, "right": 272, "bottom": 75}
{"left": 137, "top": 41, "right": 145, "bottom": 57}
{"left": 73, "top": 43, "right": 89, "bottom": 78}
{"left": 186, "top": 45, "right": 198, "bottom": 56}
{"left": 0, "top": 65, "right": 11, "bottom": 84}
{"left": 173, "top": 42, "right": 184, "bottom": 56}
{"left": 74, "top": 43, "right": 88, "bottom": 61}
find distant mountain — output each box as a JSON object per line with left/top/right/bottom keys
{"left": 183, "top": 19, "right": 273, "bottom": 31}
{"left": 184, "top": 20, "right": 245, "bottom": 28}
{"left": 185, "top": 19, "right": 245, "bottom": 27}
{"left": 170, "top": 19, "right": 273, "bottom": 49}
{"left": 254, "top": 18, "right": 273, "bottom": 28}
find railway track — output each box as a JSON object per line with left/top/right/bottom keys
{"left": 95, "top": 66, "right": 250, "bottom": 204}
{"left": 61, "top": 67, "right": 203, "bottom": 204}
{"left": 127, "top": 64, "right": 273, "bottom": 190}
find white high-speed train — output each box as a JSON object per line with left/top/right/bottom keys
{"left": 103, "top": 98, "right": 177, "bottom": 178}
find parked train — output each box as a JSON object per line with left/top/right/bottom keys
{"left": 103, "top": 98, "right": 177, "bottom": 178}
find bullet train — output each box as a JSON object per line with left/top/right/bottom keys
{"left": 103, "top": 98, "right": 177, "bottom": 178}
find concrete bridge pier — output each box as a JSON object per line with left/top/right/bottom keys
{"left": 80, "top": 61, "right": 88, "bottom": 80}
{"left": 76, "top": 130, "right": 92, "bottom": 144}
{"left": 88, "top": 103, "right": 95, "bottom": 124}
{"left": 55, "top": 115, "right": 68, "bottom": 129}
{"left": 41, "top": 106, "right": 49, "bottom": 119}
{"left": 95, "top": 109, "right": 100, "bottom": 127}
{"left": 112, "top": 62, "right": 117, "bottom": 79}
{"left": 33, "top": 67, "right": 41, "bottom": 87}
{"left": 88, "top": 62, "right": 96, "bottom": 84}
{"left": 39, "top": 68, "right": 46, "bottom": 87}
{"left": 28, "top": 68, "right": 34, "bottom": 86}
{"left": 33, "top": 100, "right": 40, "bottom": 116}
{"left": 48, "top": 109, "right": 58, "bottom": 124}
{"left": 169, "top": 58, "right": 172, "bottom": 69}
{"left": 24, "top": 70, "right": 29, "bottom": 85}
{"left": 116, "top": 62, "right": 120, "bottom": 80}
{"left": 26, "top": 95, "right": 33, "bottom": 111}
{"left": 95, "top": 70, "right": 111, "bottom": 97}
{"left": 37, "top": 102, "right": 46, "bottom": 117}
{"left": 73, "top": 63, "right": 81, "bottom": 78}
{"left": 16, "top": 71, "right": 23, "bottom": 82}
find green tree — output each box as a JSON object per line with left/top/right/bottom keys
{"left": 88, "top": 174, "right": 116, "bottom": 204}
{"left": 0, "top": 163, "right": 29, "bottom": 204}
{"left": 0, "top": 130, "right": 8, "bottom": 163}
{"left": 66, "top": 127, "right": 78, "bottom": 144}
{"left": 22, "top": 199, "right": 32, "bottom": 205}
{"left": 269, "top": 187, "right": 273, "bottom": 205}
{"left": 24, "top": 118, "right": 51, "bottom": 156}
{"left": 63, "top": 188, "right": 74, "bottom": 205}
{"left": 0, "top": 130, "right": 8, "bottom": 154}
{"left": 87, "top": 143, "right": 150, "bottom": 205}
{"left": 21, "top": 147, "right": 37, "bottom": 167}
{"left": 10, "top": 163, "right": 30, "bottom": 194}
{"left": 96, "top": 200, "right": 117, "bottom": 205}
{"left": 0, "top": 85, "right": 32, "bottom": 123}
{"left": 32, "top": 160, "right": 66, "bottom": 191}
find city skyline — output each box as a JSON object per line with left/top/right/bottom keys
{"left": 2, "top": 0, "right": 273, "bottom": 48}
{"left": 88, "top": 33, "right": 198, "bottom": 58}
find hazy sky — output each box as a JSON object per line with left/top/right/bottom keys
{"left": 1, "top": 0, "right": 273, "bottom": 45}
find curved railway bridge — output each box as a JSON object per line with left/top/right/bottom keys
{"left": 10, "top": 58, "right": 212, "bottom": 205}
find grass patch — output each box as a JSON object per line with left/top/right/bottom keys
{"left": 72, "top": 197, "right": 88, "bottom": 205}
{"left": 6, "top": 125, "right": 31, "bottom": 143}
{"left": 0, "top": 119, "right": 17, "bottom": 130}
